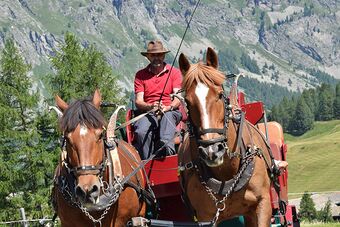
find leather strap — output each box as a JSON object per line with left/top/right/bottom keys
{"left": 206, "top": 158, "right": 255, "bottom": 195}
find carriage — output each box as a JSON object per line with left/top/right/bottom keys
{"left": 52, "top": 48, "right": 300, "bottom": 227}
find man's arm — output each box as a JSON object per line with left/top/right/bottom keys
{"left": 135, "top": 92, "right": 160, "bottom": 111}
{"left": 135, "top": 92, "right": 151, "bottom": 111}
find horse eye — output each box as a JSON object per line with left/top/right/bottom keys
{"left": 97, "top": 133, "right": 104, "bottom": 142}
{"left": 215, "top": 92, "right": 223, "bottom": 101}
{"left": 64, "top": 136, "right": 71, "bottom": 143}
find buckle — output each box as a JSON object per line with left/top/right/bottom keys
{"left": 105, "top": 139, "right": 116, "bottom": 150}
{"left": 185, "top": 162, "right": 193, "bottom": 170}
{"left": 178, "top": 162, "right": 194, "bottom": 172}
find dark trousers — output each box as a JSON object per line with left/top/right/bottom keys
{"left": 133, "top": 110, "right": 182, "bottom": 160}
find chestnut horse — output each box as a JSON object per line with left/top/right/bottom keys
{"left": 178, "top": 48, "right": 273, "bottom": 227}
{"left": 51, "top": 90, "right": 146, "bottom": 227}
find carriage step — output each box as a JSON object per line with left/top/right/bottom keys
{"left": 129, "top": 217, "right": 212, "bottom": 227}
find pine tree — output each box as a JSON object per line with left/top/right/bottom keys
{"left": 269, "top": 104, "right": 279, "bottom": 122}
{"left": 290, "top": 96, "right": 314, "bottom": 135}
{"left": 302, "top": 89, "right": 317, "bottom": 119}
{"left": 0, "top": 39, "right": 56, "bottom": 220}
{"left": 317, "top": 83, "right": 334, "bottom": 121}
{"left": 299, "top": 192, "right": 317, "bottom": 222}
{"left": 280, "top": 96, "right": 297, "bottom": 132}
{"left": 47, "top": 32, "right": 122, "bottom": 105}
{"left": 240, "top": 53, "right": 260, "bottom": 74}
{"left": 334, "top": 82, "right": 340, "bottom": 119}
{"left": 219, "top": 49, "right": 239, "bottom": 74}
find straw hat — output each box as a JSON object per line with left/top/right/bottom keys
{"left": 141, "top": 40, "right": 170, "bottom": 56}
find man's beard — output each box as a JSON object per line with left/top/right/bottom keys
{"left": 151, "top": 60, "right": 163, "bottom": 67}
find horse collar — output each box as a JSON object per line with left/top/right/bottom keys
{"left": 197, "top": 147, "right": 256, "bottom": 196}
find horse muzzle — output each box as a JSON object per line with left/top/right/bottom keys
{"left": 198, "top": 142, "right": 226, "bottom": 167}
{"left": 75, "top": 176, "right": 101, "bottom": 205}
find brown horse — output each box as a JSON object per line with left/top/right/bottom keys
{"left": 178, "top": 48, "right": 273, "bottom": 227}
{"left": 52, "top": 90, "right": 146, "bottom": 227}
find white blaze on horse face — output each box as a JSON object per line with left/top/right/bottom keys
{"left": 195, "top": 82, "right": 210, "bottom": 129}
{"left": 79, "top": 125, "right": 88, "bottom": 136}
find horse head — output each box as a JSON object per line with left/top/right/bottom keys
{"left": 56, "top": 89, "right": 106, "bottom": 206}
{"left": 179, "top": 48, "right": 230, "bottom": 167}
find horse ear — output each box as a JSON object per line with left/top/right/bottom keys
{"left": 93, "top": 89, "right": 101, "bottom": 109}
{"left": 55, "top": 95, "right": 68, "bottom": 112}
{"left": 206, "top": 47, "right": 218, "bottom": 69}
{"left": 179, "top": 53, "right": 191, "bottom": 76}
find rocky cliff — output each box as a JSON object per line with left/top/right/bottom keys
{"left": 0, "top": 0, "right": 339, "bottom": 92}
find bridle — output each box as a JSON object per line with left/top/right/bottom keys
{"left": 56, "top": 129, "right": 124, "bottom": 225}
{"left": 60, "top": 131, "right": 108, "bottom": 178}
{"left": 186, "top": 86, "right": 233, "bottom": 155}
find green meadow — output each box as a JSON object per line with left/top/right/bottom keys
{"left": 285, "top": 120, "right": 340, "bottom": 197}
{"left": 300, "top": 222, "right": 340, "bottom": 227}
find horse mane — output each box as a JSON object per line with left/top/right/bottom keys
{"left": 182, "top": 62, "right": 225, "bottom": 90}
{"left": 60, "top": 98, "right": 106, "bottom": 133}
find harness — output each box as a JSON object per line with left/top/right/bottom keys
{"left": 178, "top": 85, "right": 285, "bottom": 226}
{"left": 51, "top": 134, "right": 156, "bottom": 226}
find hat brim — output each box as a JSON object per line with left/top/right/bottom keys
{"left": 141, "top": 50, "right": 170, "bottom": 56}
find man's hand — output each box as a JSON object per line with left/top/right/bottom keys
{"left": 161, "top": 105, "right": 172, "bottom": 112}
{"left": 151, "top": 101, "right": 173, "bottom": 115}
{"left": 150, "top": 101, "right": 162, "bottom": 111}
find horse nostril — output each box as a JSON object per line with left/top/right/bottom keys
{"left": 198, "top": 146, "right": 207, "bottom": 158}
{"left": 75, "top": 185, "right": 86, "bottom": 200}
{"left": 89, "top": 185, "right": 99, "bottom": 195}
{"left": 217, "top": 143, "right": 225, "bottom": 152}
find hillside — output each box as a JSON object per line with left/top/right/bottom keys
{"left": 0, "top": 0, "right": 339, "bottom": 99}
{"left": 285, "top": 120, "right": 340, "bottom": 194}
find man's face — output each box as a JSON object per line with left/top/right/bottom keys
{"left": 147, "top": 53, "right": 165, "bottom": 67}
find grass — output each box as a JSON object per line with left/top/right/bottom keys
{"left": 33, "top": 1, "right": 69, "bottom": 35}
{"left": 300, "top": 222, "right": 340, "bottom": 227}
{"left": 285, "top": 120, "right": 340, "bottom": 196}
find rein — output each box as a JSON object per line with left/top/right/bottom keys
{"left": 157, "top": 0, "right": 201, "bottom": 106}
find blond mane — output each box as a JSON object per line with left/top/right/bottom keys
{"left": 182, "top": 63, "right": 225, "bottom": 90}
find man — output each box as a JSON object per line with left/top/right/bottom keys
{"left": 133, "top": 40, "right": 182, "bottom": 160}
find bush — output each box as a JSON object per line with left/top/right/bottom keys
{"left": 317, "top": 200, "right": 333, "bottom": 223}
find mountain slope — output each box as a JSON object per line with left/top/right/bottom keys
{"left": 0, "top": 0, "right": 339, "bottom": 94}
